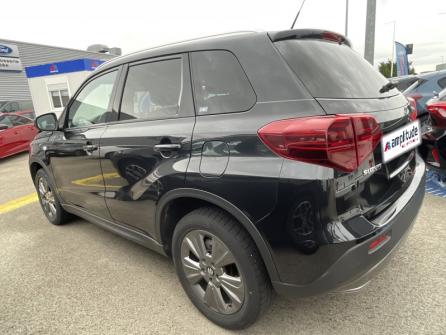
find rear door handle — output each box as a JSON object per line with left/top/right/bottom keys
{"left": 83, "top": 144, "right": 98, "bottom": 153}
{"left": 154, "top": 143, "right": 181, "bottom": 152}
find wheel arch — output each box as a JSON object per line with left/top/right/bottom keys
{"left": 29, "top": 158, "right": 62, "bottom": 200}
{"left": 155, "top": 188, "right": 280, "bottom": 282}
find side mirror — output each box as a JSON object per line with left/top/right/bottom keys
{"left": 433, "top": 91, "right": 439, "bottom": 97}
{"left": 0, "top": 124, "right": 9, "bottom": 131}
{"left": 35, "top": 113, "right": 58, "bottom": 131}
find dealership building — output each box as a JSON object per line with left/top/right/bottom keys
{"left": 0, "top": 39, "right": 117, "bottom": 116}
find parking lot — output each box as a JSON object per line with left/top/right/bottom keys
{"left": 0, "top": 153, "right": 445, "bottom": 335}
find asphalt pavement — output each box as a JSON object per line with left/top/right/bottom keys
{"left": 0, "top": 153, "right": 445, "bottom": 335}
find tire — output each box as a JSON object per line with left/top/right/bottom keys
{"left": 34, "top": 169, "right": 70, "bottom": 225}
{"left": 172, "top": 207, "right": 272, "bottom": 329}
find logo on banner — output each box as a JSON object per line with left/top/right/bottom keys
{"left": 49, "top": 64, "right": 58, "bottom": 73}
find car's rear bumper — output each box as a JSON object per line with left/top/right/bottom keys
{"left": 272, "top": 155, "right": 426, "bottom": 298}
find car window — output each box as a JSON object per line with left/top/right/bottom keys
{"left": 19, "top": 101, "right": 34, "bottom": 110}
{"left": 67, "top": 70, "right": 118, "bottom": 128}
{"left": 120, "top": 59, "right": 182, "bottom": 121}
{"left": 438, "top": 77, "right": 446, "bottom": 89}
{"left": 10, "top": 115, "right": 32, "bottom": 126}
{"left": 0, "top": 115, "right": 13, "bottom": 128}
{"left": 1, "top": 102, "right": 19, "bottom": 113}
{"left": 438, "top": 88, "right": 446, "bottom": 102}
{"left": 190, "top": 50, "right": 256, "bottom": 115}
{"left": 417, "top": 78, "right": 439, "bottom": 93}
{"left": 275, "top": 39, "right": 396, "bottom": 99}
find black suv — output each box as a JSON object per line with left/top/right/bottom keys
{"left": 30, "top": 30, "right": 426, "bottom": 329}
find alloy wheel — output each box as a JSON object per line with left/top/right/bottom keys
{"left": 180, "top": 229, "right": 245, "bottom": 315}
{"left": 37, "top": 177, "right": 57, "bottom": 219}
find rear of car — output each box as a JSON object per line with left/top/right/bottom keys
{"left": 419, "top": 88, "right": 446, "bottom": 171}
{"left": 0, "top": 113, "right": 37, "bottom": 158}
{"left": 403, "top": 70, "right": 446, "bottom": 123}
{"left": 247, "top": 30, "right": 426, "bottom": 295}
{"left": 27, "top": 30, "right": 427, "bottom": 329}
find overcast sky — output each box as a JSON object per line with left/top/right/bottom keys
{"left": 2, "top": 0, "right": 445, "bottom": 73}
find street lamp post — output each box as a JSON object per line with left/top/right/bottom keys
{"left": 345, "top": 0, "right": 349, "bottom": 37}
{"left": 385, "top": 21, "right": 396, "bottom": 77}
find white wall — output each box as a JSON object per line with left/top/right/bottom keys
{"left": 28, "top": 71, "right": 91, "bottom": 117}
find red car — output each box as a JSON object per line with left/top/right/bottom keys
{"left": 0, "top": 114, "right": 38, "bottom": 159}
{"left": 418, "top": 88, "right": 446, "bottom": 171}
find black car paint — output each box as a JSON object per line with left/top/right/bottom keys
{"left": 29, "top": 30, "right": 425, "bottom": 296}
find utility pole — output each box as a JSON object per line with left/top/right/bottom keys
{"left": 345, "top": 0, "right": 349, "bottom": 37}
{"left": 364, "top": 0, "right": 376, "bottom": 64}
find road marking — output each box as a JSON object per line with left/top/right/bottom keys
{"left": 0, "top": 193, "right": 38, "bottom": 215}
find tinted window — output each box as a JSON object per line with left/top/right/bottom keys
{"left": 0, "top": 115, "right": 13, "bottom": 128}
{"left": 190, "top": 51, "right": 256, "bottom": 115}
{"left": 10, "top": 115, "right": 32, "bottom": 125}
{"left": 275, "top": 40, "right": 395, "bottom": 99}
{"left": 438, "top": 77, "right": 446, "bottom": 89}
{"left": 120, "top": 59, "right": 182, "bottom": 121}
{"left": 68, "top": 71, "right": 117, "bottom": 128}
{"left": 19, "top": 101, "right": 34, "bottom": 110}
{"left": 395, "top": 77, "right": 418, "bottom": 92}
{"left": 1, "top": 102, "right": 19, "bottom": 113}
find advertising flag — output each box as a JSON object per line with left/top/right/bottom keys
{"left": 395, "top": 42, "right": 409, "bottom": 76}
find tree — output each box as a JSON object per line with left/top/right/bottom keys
{"left": 378, "top": 60, "right": 416, "bottom": 78}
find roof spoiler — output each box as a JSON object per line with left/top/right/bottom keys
{"left": 268, "top": 29, "right": 351, "bottom": 47}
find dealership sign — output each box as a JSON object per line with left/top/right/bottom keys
{"left": 0, "top": 42, "right": 23, "bottom": 71}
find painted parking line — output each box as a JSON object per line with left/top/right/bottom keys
{"left": 0, "top": 193, "right": 38, "bottom": 215}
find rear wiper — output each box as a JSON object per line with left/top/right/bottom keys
{"left": 379, "top": 81, "right": 397, "bottom": 94}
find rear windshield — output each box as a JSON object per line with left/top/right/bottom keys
{"left": 274, "top": 39, "right": 397, "bottom": 99}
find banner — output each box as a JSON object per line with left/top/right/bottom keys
{"left": 0, "top": 42, "right": 22, "bottom": 72}
{"left": 395, "top": 41, "right": 409, "bottom": 76}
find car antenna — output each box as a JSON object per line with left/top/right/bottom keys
{"left": 290, "top": 0, "right": 307, "bottom": 29}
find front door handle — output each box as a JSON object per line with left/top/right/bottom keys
{"left": 83, "top": 144, "right": 98, "bottom": 153}
{"left": 153, "top": 143, "right": 182, "bottom": 152}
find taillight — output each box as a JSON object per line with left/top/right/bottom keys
{"left": 432, "top": 148, "right": 440, "bottom": 164}
{"left": 321, "top": 31, "right": 344, "bottom": 44}
{"left": 406, "top": 97, "right": 418, "bottom": 121}
{"left": 427, "top": 104, "right": 446, "bottom": 128}
{"left": 258, "top": 114, "right": 382, "bottom": 173}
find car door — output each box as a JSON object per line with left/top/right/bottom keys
{"left": 99, "top": 54, "right": 195, "bottom": 236}
{"left": 8, "top": 115, "right": 37, "bottom": 151}
{"left": 0, "top": 115, "right": 17, "bottom": 157}
{"left": 46, "top": 68, "right": 121, "bottom": 218}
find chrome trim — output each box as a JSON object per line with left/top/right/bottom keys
{"left": 388, "top": 158, "right": 410, "bottom": 179}
{"left": 373, "top": 154, "right": 425, "bottom": 227}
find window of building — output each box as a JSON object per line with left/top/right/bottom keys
{"left": 67, "top": 70, "right": 118, "bottom": 128}
{"left": 50, "top": 89, "right": 70, "bottom": 109}
{"left": 190, "top": 50, "right": 256, "bottom": 115}
{"left": 120, "top": 58, "right": 182, "bottom": 121}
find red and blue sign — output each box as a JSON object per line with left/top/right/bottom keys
{"left": 25, "top": 58, "right": 105, "bottom": 78}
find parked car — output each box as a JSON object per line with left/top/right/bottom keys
{"left": 0, "top": 114, "right": 38, "bottom": 159}
{"left": 393, "top": 74, "right": 419, "bottom": 92}
{"left": 402, "top": 70, "right": 446, "bottom": 122}
{"left": 0, "top": 100, "right": 36, "bottom": 119}
{"left": 29, "top": 29, "right": 426, "bottom": 329}
{"left": 419, "top": 87, "right": 446, "bottom": 171}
